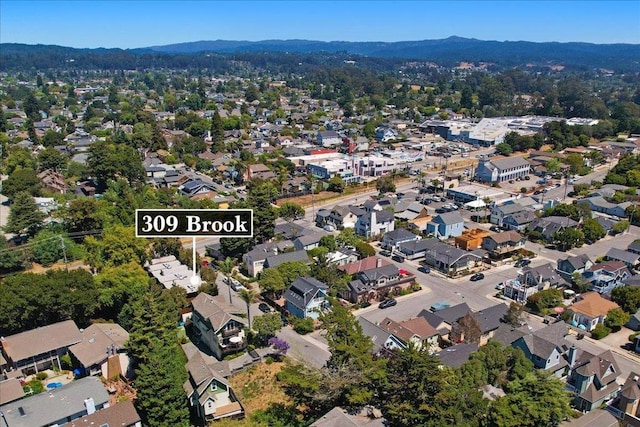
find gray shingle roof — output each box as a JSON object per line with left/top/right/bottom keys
{"left": 0, "top": 377, "right": 109, "bottom": 427}
{"left": 488, "top": 156, "right": 530, "bottom": 171}
{"left": 285, "top": 277, "right": 327, "bottom": 311}
{"left": 437, "top": 342, "right": 478, "bottom": 368}
{"left": 265, "top": 250, "right": 310, "bottom": 268}
{"left": 1, "top": 320, "right": 82, "bottom": 363}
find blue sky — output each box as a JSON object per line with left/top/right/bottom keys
{"left": 1, "top": 1, "right": 638, "bottom": 48}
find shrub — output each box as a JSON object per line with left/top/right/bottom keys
{"left": 265, "top": 356, "right": 274, "bottom": 364}
{"left": 292, "top": 317, "right": 314, "bottom": 335}
{"left": 591, "top": 323, "right": 611, "bottom": 340}
{"left": 35, "top": 372, "right": 48, "bottom": 381}
{"left": 60, "top": 354, "right": 73, "bottom": 370}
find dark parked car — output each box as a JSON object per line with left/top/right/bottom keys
{"left": 514, "top": 259, "right": 531, "bottom": 268}
{"left": 470, "top": 273, "right": 485, "bottom": 281}
{"left": 379, "top": 249, "right": 392, "bottom": 257}
{"left": 391, "top": 254, "right": 405, "bottom": 263}
{"left": 489, "top": 225, "right": 501, "bottom": 232}
{"left": 418, "top": 266, "right": 431, "bottom": 274}
{"left": 378, "top": 298, "right": 397, "bottom": 309}
{"left": 258, "top": 303, "right": 271, "bottom": 313}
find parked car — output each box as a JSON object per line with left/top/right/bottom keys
{"left": 514, "top": 259, "right": 531, "bottom": 268}
{"left": 524, "top": 176, "right": 531, "bottom": 180}
{"left": 391, "top": 254, "right": 405, "bottom": 263}
{"left": 470, "top": 273, "right": 485, "bottom": 281}
{"left": 418, "top": 266, "right": 431, "bottom": 274}
{"left": 490, "top": 225, "right": 501, "bottom": 232}
{"left": 258, "top": 303, "right": 271, "bottom": 313}
{"left": 378, "top": 298, "right": 397, "bottom": 309}
{"left": 495, "top": 282, "right": 505, "bottom": 290}
{"left": 323, "top": 224, "right": 335, "bottom": 232}
{"left": 225, "top": 276, "right": 245, "bottom": 292}
{"left": 430, "top": 301, "right": 451, "bottom": 312}
{"left": 379, "top": 249, "right": 392, "bottom": 257}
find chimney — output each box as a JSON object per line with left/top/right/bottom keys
{"left": 84, "top": 397, "right": 96, "bottom": 415}
{"left": 568, "top": 345, "right": 578, "bottom": 368}
{"left": 376, "top": 258, "right": 382, "bottom": 268}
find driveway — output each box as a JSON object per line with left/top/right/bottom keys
{"left": 599, "top": 326, "right": 635, "bottom": 351}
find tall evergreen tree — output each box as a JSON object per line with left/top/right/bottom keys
{"left": 210, "top": 108, "right": 225, "bottom": 152}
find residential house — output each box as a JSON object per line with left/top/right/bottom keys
{"left": 342, "top": 258, "right": 414, "bottom": 303}
{"left": 264, "top": 250, "right": 311, "bottom": 270}
{"left": 570, "top": 292, "right": 620, "bottom": 331}
{"left": 37, "top": 169, "right": 68, "bottom": 193}
{"left": 309, "top": 406, "right": 386, "bottom": 427}
{"left": 628, "top": 310, "right": 640, "bottom": 331}
{"left": 428, "top": 302, "right": 472, "bottom": 334}
{"left": 327, "top": 205, "right": 362, "bottom": 229}
{"left": 274, "top": 222, "right": 306, "bottom": 241}
{"left": 437, "top": 342, "right": 479, "bottom": 368}
{"left": 0, "top": 377, "right": 109, "bottom": 427}
{"left": 381, "top": 228, "right": 420, "bottom": 251}
{"left": 293, "top": 231, "right": 327, "bottom": 251}
{"left": 397, "top": 239, "right": 434, "bottom": 260}
{"left": 628, "top": 240, "right": 640, "bottom": 256}
{"left": 317, "top": 130, "right": 342, "bottom": 147}
{"left": 475, "top": 156, "right": 530, "bottom": 183}
{"left": 394, "top": 201, "right": 429, "bottom": 222}
{"left": 355, "top": 209, "right": 395, "bottom": 238}
{"left": 582, "top": 261, "right": 630, "bottom": 294}
{"left": 178, "top": 179, "right": 217, "bottom": 199}
{"left": 357, "top": 317, "right": 406, "bottom": 357}
{"left": 579, "top": 196, "right": 629, "bottom": 218}
{"left": 520, "top": 263, "right": 568, "bottom": 290}
{"left": 61, "top": 401, "right": 142, "bottom": 427}
{"left": 503, "top": 210, "right": 537, "bottom": 232}
{"left": 243, "top": 243, "right": 279, "bottom": 277}
{"left": 183, "top": 346, "right": 244, "bottom": 422}
{"left": 455, "top": 228, "right": 491, "bottom": 251}
{"left": 511, "top": 322, "right": 572, "bottom": 378}
{"left": 605, "top": 248, "right": 640, "bottom": 270}
{"left": 375, "top": 126, "right": 398, "bottom": 142}
{"left": 189, "top": 293, "right": 247, "bottom": 360}
{"left": 378, "top": 317, "right": 439, "bottom": 353}
{"left": 247, "top": 163, "right": 276, "bottom": 180}
{"left": 68, "top": 323, "right": 130, "bottom": 378}
{"left": 284, "top": 277, "right": 329, "bottom": 319}
{"left": 426, "top": 212, "right": 465, "bottom": 239}
{"left": 613, "top": 372, "right": 640, "bottom": 427}
{"left": 0, "top": 320, "right": 82, "bottom": 375}
{"left": 423, "top": 238, "right": 484, "bottom": 276}
{"left": 557, "top": 254, "right": 594, "bottom": 281}
{"left": 567, "top": 350, "right": 621, "bottom": 412}
{"left": 468, "top": 304, "right": 509, "bottom": 346}
{"left": 325, "top": 248, "right": 359, "bottom": 266}
{"left": 527, "top": 216, "right": 579, "bottom": 242}
{"left": 0, "top": 378, "right": 25, "bottom": 405}
{"left": 482, "top": 230, "right": 526, "bottom": 259}
{"left": 491, "top": 202, "right": 529, "bottom": 227}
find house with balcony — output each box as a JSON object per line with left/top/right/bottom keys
{"left": 189, "top": 293, "right": 247, "bottom": 360}
{"left": 378, "top": 316, "right": 439, "bottom": 354}
{"left": 570, "top": 292, "right": 620, "bottom": 332}
{"left": 0, "top": 320, "right": 82, "bottom": 376}
{"left": 502, "top": 278, "right": 538, "bottom": 303}
{"left": 481, "top": 230, "right": 526, "bottom": 259}
{"left": 556, "top": 254, "right": 594, "bottom": 281}
{"left": 284, "top": 277, "right": 329, "bottom": 319}
{"left": 605, "top": 248, "right": 640, "bottom": 270}
{"left": 327, "top": 205, "right": 362, "bottom": 229}
{"left": 581, "top": 261, "right": 630, "bottom": 295}
{"left": 567, "top": 350, "right": 621, "bottom": 412}
{"left": 68, "top": 323, "right": 130, "bottom": 378}
{"left": 490, "top": 202, "right": 530, "bottom": 227}
{"left": 182, "top": 344, "right": 244, "bottom": 422}
{"left": 455, "top": 228, "right": 491, "bottom": 251}
{"left": 520, "top": 263, "right": 568, "bottom": 290}
{"left": 341, "top": 258, "right": 414, "bottom": 303}
{"left": 503, "top": 210, "right": 537, "bottom": 232}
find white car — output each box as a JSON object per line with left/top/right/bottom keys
{"left": 323, "top": 224, "right": 335, "bottom": 232}
{"left": 225, "top": 277, "right": 245, "bottom": 292}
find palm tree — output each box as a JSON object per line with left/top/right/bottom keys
{"left": 482, "top": 197, "right": 493, "bottom": 223}
{"left": 238, "top": 288, "right": 258, "bottom": 330}
{"left": 219, "top": 257, "right": 235, "bottom": 303}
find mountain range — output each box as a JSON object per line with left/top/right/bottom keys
{"left": 2, "top": 36, "right": 639, "bottom": 71}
